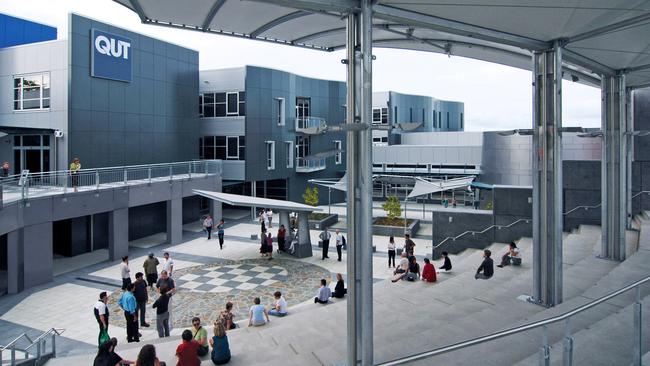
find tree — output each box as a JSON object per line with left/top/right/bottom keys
{"left": 303, "top": 186, "right": 319, "bottom": 206}
{"left": 382, "top": 196, "right": 402, "bottom": 220}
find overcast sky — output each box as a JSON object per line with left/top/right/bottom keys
{"left": 1, "top": 0, "right": 602, "bottom": 131}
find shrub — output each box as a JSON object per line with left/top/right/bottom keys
{"left": 303, "top": 186, "right": 319, "bottom": 206}
{"left": 382, "top": 196, "right": 402, "bottom": 220}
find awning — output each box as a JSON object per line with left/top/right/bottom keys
{"left": 407, "top": 176, "right": 475, "bottom": 198}
{"left": 308, "top": 173, "right": 347, "bottom": 192}
{"left": 193, "top": 190, "right": 321, "bottom": 212}
{"left": 471, "top": 181, "right": 494, "bottom": 190}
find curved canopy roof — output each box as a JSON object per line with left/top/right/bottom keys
{"left": 114, "top": 0, "right": 650, "bottom": 89}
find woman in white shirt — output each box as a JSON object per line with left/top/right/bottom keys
{"left": 387, "top": 236, "right": 396, "bottom": 268}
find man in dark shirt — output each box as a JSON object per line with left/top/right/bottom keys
{"left": 475, "top": 249, "right": 494, "bottom": 280}
{"left": 133, "top": 272, "right": 149, "bottom": 327}
{"left": 404, "top": 234, "right": 416, "bottom": 256}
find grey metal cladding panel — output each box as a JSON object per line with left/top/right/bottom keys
{"left": 91, "top": 110, "right": 109, "bottom": 132}
{"left": 494, "top": 214, "right": 532, "bottom": 242}
{"left": 109, "top": 131, "right": 125, "bottom": 165}
{"left": 124, "top": 82, "right": 141, "bottom": 114}
{"left": 109, "top": 82, "right": 126, "bottom": 113}
{"left": 21, "top": 198, "right": 53, "bottom": 227}
{"left": 90, "top": 77, "right": 110, "bottom": 112}
{"left": 51, "top": 190, "right": 122, "bottom": 221}
{"left": 139, "top": 79, "right": 155, "bottom": 115}
{"left": 562, "top": 160, "right": 600, "bottom": 190}
{"left": 71, "top": 33, "right": 90, "bottom": 68}
{"left": 109, "top": 112, "right": 125, "bottom": 132}
{"left": 140, "top": 52, "right": 155, "bottom": 79}
{"left": 563, "top": 189, "right": 601, "bottom": 219}
{"left": 140, "top": 35, "right": 154, "bottom": 53}
{"left": 0, "top": 204, "right": 20, "bottom": 236}
{"left": 493, "top": 187, "right": 532, "bottom": 217}
{"left": 137, "top": 133, "right": 154, "bottom": 163}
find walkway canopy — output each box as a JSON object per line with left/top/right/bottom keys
{"left": 114, "top": 0, "right": 650, "bottom": 89}
{"left": 193, "top": 189, "right": 321, "bottom": 212}
{"left": 407, "top": 176, "right": 474, "bottom": 199}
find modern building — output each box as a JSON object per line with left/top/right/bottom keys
{"left": 199, "top": 66, "right": 347, "bottom": 203}
{"left": 0, "top": 13, "right": 199, "bottom": 174}
{"left": 371, "top": 91, "right": 464, "bottom": 145}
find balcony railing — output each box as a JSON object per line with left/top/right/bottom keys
{"left": 0, "top": 160, "right": 222, "bottom": 204}
{"left": 296, "top": 157, "right": 326, "bottom": 173}
{"left": 295, "top": 116, "right": 327, "bottom": 133}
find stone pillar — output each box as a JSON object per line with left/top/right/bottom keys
{"left": 7, "top": 229, "right": 23, "bottom": 294}
{"left": 531, "top": 42, "right": 563, "bottom": 307}
{"left": 293, "top": 211, "right": 312, "bottom": 258}
{"left": 601, "top": 74, "right": 627, "bottom": 260}
{"left": 210, "top": 199, "right": 222, "bottom": 222}
{"left": 23, "top": 222, "right": 53, "bottom": 289}
{"left": 166, "top": 198, "right": 183, "bottom": 246}
{"left": 109, "top": 208, "right": 129, "bottom": 261}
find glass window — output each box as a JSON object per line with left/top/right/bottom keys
{"left": 447, "top": 112, "right": 450, "bottom": 129}
{"left": 334, "top": 140, "right": 342, "bottom": 164}
{"left": 198, "top": 95, "right": 203, "bottom": 117}
{"left": 461, "top": 112, "right": 464, "bottom": 130}
{"left": 238, "top": 91, "right": 245, "bottom": 101}
{"left": 373, "top": 108, "right": 381, "bottom": 124}
{"left": 382, "top": 108, "right": 388, "bottom": 124}
{"left": 285, "top": 141, "right": 294, "bottom": 168}
{"left": 42, "top": 135, "right": 50, "bottom": 146}
{"left": 22, "top": 135, "right": 41, "bottom": 146}
{"left": 13, "top": 73, "right": 50, "bottom": 111}
{"left": 215, "top": 136, "right": 226, "bottom": 146}
{"left": 215, "top": 93, "right": 226, "bottom": 103}
{"left": 275, "top": 98, "right": 285, "bottom": 126}
{"left": 266, "top": 141, "right": 275, "bottom": 170}
{"left": 204, "top": 136, "right": 215, "bottom": 147}
{"left": 203, "top": 93, "right": 215, "bottom": 117}
{"left": 227, "top": 92, "right": 238, "bottom": 115}
{"left": 215, "top": 104, "right": 226, "bottom": 117}
{"left": 238, "top": 136, "right": 246, "bottom": 160}
{"left": 199, "top": 138, "right": 204, "bottom": 159}
{"left": 227, "top": 136, "right": 239, "bottom": 159}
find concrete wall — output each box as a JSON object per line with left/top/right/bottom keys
{"left": 67, "top": 14, "right": 199, "bottom": 168}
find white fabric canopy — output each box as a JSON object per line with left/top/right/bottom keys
{"left": 308, "top": 173, "right": 348, "bottom": 192}
{"left": 193, "top": 189, "right": 320, "bottom": 212}
{"left": 407, "top": 176, "right": 474, "bottom": 199}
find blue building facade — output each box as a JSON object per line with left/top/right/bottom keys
{"left": 0, "top": 13, "right": 56, "bottom": 48}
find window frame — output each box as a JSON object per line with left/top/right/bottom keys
{"left": 285, "top": 140, "right": 294, "bottom": 168}
{"left": 334, "top": 140, "right": 342, "bottom": 165}
{"left": 13, "top": 73, "right": 50, "bottom": 111}
{"left": 275, "top": 97, "right": 285, "bottom": 126}
{"left": 226, "top": 92, "right": 239, "bottom": 116}
{"left": 265, "top": 141, "right": 276, "bottom": 170}
{"left": 226, "top": 136, "right": 239, "bottom": 159}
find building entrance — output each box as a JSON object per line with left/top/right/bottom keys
{"left": 12, "top": 135, "right": 50, "bottom": 174}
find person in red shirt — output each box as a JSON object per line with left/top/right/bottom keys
{"left": 176, "top": 330, "right": 200, "bottom": 366}
{"left": 421, "top": 258, "right": 437, "bottom": 283}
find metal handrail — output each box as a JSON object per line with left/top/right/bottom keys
{"left": 432, "top": 190, "right": 650, "bottom": 250}
{"left": 0, "top": 328, "right": 64, "bottom": 352}
{"left": 377, "top": 275, "right": 650, "bottom": 365}
{"left": 0, "top": 328, "right": 65, "bottom": 366}
{"left": 22, "top": 328, "right": 65, "bottom": 351}
{"left": 430, "top": 218, "right": 531, "bottom": 250}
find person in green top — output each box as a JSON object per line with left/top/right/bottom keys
{"left": 143, "top": 253, "right": 159, "bottom": 289}
{"left": 190, "top": 317, "right": 209, "bottom": 357}
{"left": 69, "top": 157, "right": 81, "bottom": 192}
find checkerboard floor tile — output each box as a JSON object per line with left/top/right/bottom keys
{"left": 174, "top": 263, "right": 289, "bottom": 293}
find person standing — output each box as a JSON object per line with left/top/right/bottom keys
{"left": 267, "top": 209, "right": 274, "bottom": 228}
{"left": 152, "top": 287, "right": 170, "bottom": 338}
{"left": 475, "top": 250, "right": 494, "bottom": 280}
{"left": 277, "top": 225, "right": 286, "bottom": 253}
{"left": 118, "top": 283, "right": 139, "bottom": 343}
{"left": 387, "top": 236, "right": 396, "bottom": 268}
{"left": 203, "top": 215, "right": 214, "bottom": 240}
{"left": 161, "top": 252, "right": 174, "bottom": 277}
{"left": 266, "top": 232, "right": 274, "bottom": 260}
{"left": 404, "top": 234, "right": 416, "bottom": 257}
{"left": 143, "top": 253, "right": 159, "bottom": 289}
{"left": 259, "top": 210, "right": 267, "bottom": 234}
{"left": 319, "top": 228, "right": 331, "bottom": 260}
{"left": 120, "top": 256, "right": 131, "bottom": 290}
{"left": 133, "top": 272, "right": 150, "bottom": 327}
{"left": 334, "top": 229, "right": 343, "bottom": 262}
{"left": 69, "top": 157, "right": 81, "bottom": 192}
{"left": 94, "top": 292, "right": 110, "bottom": 346}
{"left": 1, "top": 161, "right": 9, "bottom": 177}
{"left": 217, "top": 219, "right": 225, "bottom": 250}
{"left": 156, "top": 270, "right": 176, "bottom": 331}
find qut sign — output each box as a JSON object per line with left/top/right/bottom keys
{"left": 91, "top": 29, "right": 132, "bottom": 82}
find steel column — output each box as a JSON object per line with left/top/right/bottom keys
{"left": 346, "top": 1, "right": 374, "bottom": 364}
{"left": 601, "top": 74, "right": 627, "bottom": 260}
{"left": 626, "top": 89, "right": 634, "bottom": 229}
{"left": 531, "top": 42, "right": 563, "bottom": 307}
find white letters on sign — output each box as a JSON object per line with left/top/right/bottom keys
{"left": 94, "top": 35, "right": 131, "bottom": 59}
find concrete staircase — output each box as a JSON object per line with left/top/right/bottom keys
{"left": 44, "top": 221, "right": 648, "bottom": 366}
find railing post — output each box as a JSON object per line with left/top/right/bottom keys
{"left": 95, "top": 169, "right": 100, "bottom": 190}
{"left": 539, "top": 325, "right": 550, "bottom": 366}
{"left": 36, "top": 338, "right": 41, "bottom": 359}
{"left": 562, "top": 317, "right": 573, "bottom": 366}
{"left": 169, "top": 166, "right": 173, "bottom": 182}
{"left": 633, "top": 286, "right": 642, "bottom": 366}
{"left": 51, "top": 332, "right": 56, "bottom": 357}
{"left": 188, "top": 162, "right": 192, "bottom": 179}
{"left": 63, "top": 172, "right": 68, "bottom": 194}
{"left": 148, "top": 167, "right": 152, "bottom": 185}
{"left": 205, "top": 160, "right": 209, "bottom": 177}
{"left": 123, "top": 168, "right": 127, "bottom": 185}
{"left": 11, "top": 344, "right": 16, "bottom": 366}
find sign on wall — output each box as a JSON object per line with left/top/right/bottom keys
{"left": 90, "top": 29, "right": 132, "bottom": 82}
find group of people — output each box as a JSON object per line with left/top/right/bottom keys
{"left": 474, "top": 241, "right": 520, "bottom": 280}
{"left": 314, "top": 273, "right": 347, "bottom": 304}
{"left": 392, "top": 253, "right": 438, "bottom": 283}
{"left": 318, "top": 228, "right": 346, "bottom": 261}
{"left": 202, "top": 215, "right": 225, "bottom": 249}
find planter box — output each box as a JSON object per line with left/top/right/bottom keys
{"left": 309, "top": 213, "right": 339, "bottom": 230}
{"left": 372, "top": 218, "right": 420, "bottom": 237}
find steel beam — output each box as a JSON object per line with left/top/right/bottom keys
{"left": 601, "top": 74, "right": 627, "bottom": 261}
{"left": 247, "top": 0, "right": 356, "bottom": 13}
{"left": 373, "top": 4, "right": 549, "bottom": 51}
{"left": 250, "top": 11, "right": 312, "bottom": 38}
{"left": 127, "top": 0, "right": 148, "bottom": 22}
{"left": 567, "top": 12, "right": 650, "bottom": 44}
{"left": 201, "top": 0, "right": 226, "bottom": 31}
{"left": 626, "top": 88, "right": 634, "bottom": 229}
{"left": 531, "top": 41, "right": 563, "bottom": 307}
{"left": 563, "top": 49, "right": 616, "bottom": 77}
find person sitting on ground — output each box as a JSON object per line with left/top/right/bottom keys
{"left": 190, "top": 317, "right": 209, "bottom": 357}
{"left": 391, "top": 252, "right": 410, "bottom": 282}
{"left": 135, "top": 344, "right": 166, "bottom": 366}
{"left": 218, "top": 302, "right": 236, "bottom": 331}
{"left": 314, "top": 278, "right": 332, "bottom": 304}
{"left": 332, "top": 273, "right": 347, "bottom": 298}
{"left": 108, "top": 338, "right": 135, "bottom": 365}
{"left": 497, "top": 241, "right": 520, "bottom": 268}
{"left": 94, "top": 339, "right": 115, "bottom": 366}
{"left": 406, "top": 256, "right": 420, "bottom": 281}
{"left": 439, "top": 251, "right": 452, "bottom": 272}
{"left": 176, "top": 330, "right": 200, "bottom": 366}
{"left": 268, "top": 291, "right": 288, "bottom": 317}
{"left": 421, "top": 258, "right": 437, "bottom": 283}
{"left": 209, "top": 321, "right": 231, "bottom": 365}
{"left": 249, "top": 297, "right": 270, "bottom": 326}
{"left": 475, "top": 249, "right": 494, "bottom": 280}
